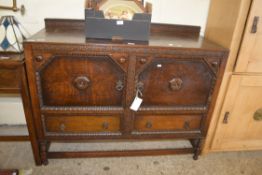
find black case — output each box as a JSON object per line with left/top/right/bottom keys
{"left": 85, "top": 9, "right": 151, "bottom": 41}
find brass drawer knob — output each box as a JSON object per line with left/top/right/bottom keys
{"left": 254, "top": 108, "right": 262, "bottom": 121}
{"left": 60, "top": 123, "right": 66, "bottom": 131}
{"left": 35, "top": 55, "right": 43, "bottom": 62}
{"left": 184, "top": 121, "right": 190, "bottom": 130}
{"left": 102, "top": 122, "right": 109, "bottom": 130}
{"left": 145, "top": 121, "right": 152, "bottom": 129}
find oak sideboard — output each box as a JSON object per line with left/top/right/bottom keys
{"left": 23, "top": 19, "right": 228, "bottom": 165}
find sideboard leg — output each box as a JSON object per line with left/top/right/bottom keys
{"left": 193, "top": 139, "right": 201, "bottom": 160}
{"left": 40, "top": 141, "right": 49, "bottom": 165}
{"left": 20, "top": 66, "right": 42, "bottom": 165}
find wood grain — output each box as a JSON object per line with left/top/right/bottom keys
{"left": 134, "top": 115, "right": 202, "bottom": 132}
{"left": 235, "top": 0, "right": 262, "bottom": 73}
{"left": 203, "top": 0, "right": 252, "bottom": 154}
{"left": 45, "top": 115, "right": 121, "bottom": 133}
{"left": 211, "top": 75, "right": 262, "bottom": 151}
{"left": 23, "top": 19, "right": 228, "bottom": 165}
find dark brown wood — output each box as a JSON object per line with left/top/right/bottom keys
{"left": 20, "top": 64, "right": 43, "bottom": 165}
{"left": 136, "top": 57, "right": 215, "bottom": 107}
{"left": 0, "top": 53, "right": 29, "bottom": 140}
{"left": 134, "top": 115, "right": 202, "bottom": 132}
{"left": 0, "top": 136, "right": 29, "bottom": 141}
{"left": 44, "top": 19, "right": 201, "bottom": 37}
{"left": 45, "top": 115, "right": 121, "bottom": 133}
{"left": 0, "top": 53, "right": 23, "bottom": 93}
{"left": 37, "top": 55, "right": 125, "bottom": 107}
{"left": 23, "top": 18, "right": 228, "bottom": 165}
{"left": 48, "top": 148, "right": 194, "bottom": 159}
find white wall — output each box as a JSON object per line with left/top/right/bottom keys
{"left": 0, "top": 0, "right": 210, "bottom": 124}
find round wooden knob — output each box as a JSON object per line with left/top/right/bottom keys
{"left": 102, "top": 122, "right": 109, "bottom": 130}
{"left": 60, "top": 123, "right": 66, "bottom": 131}
{"left": 145, "top": 122, "right": 152, "bottom": 129}
{"left": 35, "top": 55, "right": 43, "bottom": 62}
{"left": 211, "top": 61, "right": 219, "bottom": 67}
{"left": 183, "top": 121, "right": 190, "bottom": 130}
{"left": 119, "top": 57, "right": 126, "bottom": 64}
{"left": 140, "top": 58, "right": 147, "bottom": 64}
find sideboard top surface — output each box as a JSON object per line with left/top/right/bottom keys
{"left": 25, "top": 19, "right": 227, "bottom": 52}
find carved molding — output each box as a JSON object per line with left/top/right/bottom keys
{"left": 41, "top": 106, "right": 124, "bottom": 112}
{"left": 203, "top": 58, "right": 221, "bottom": 76}
{"left": 139, "top": 106, "right": 207, "bottom": 112}
{"left": 35, "top": 72, "right": 44, "bottom": 107}
{"left": 31, "top": 43, "right": 226, "bottom": 58}
{"left": 132, "top": 130, "right": 201, "bottom": 135}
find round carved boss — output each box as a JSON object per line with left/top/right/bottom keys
{"left": 169, "top": 78, "right": 183, "bottom": 91}
{"left": 73, "top": 76, "right": 90, "bottom": 90}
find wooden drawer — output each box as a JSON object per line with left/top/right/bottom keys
{"left": 134, "top": 115, "right": 202, "bottom": 132}
{"left": 44, "top": 115, "right": 121, "bottom": 133}
{"left": 0, "top": 64, "right": 22, "bottom": 93}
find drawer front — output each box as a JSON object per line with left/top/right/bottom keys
{"left": 0, "top": 67, "right": 21, "bottom": 92}
{"left": 134, "top": 115, "right": 202, "bottom": 132}
{"left": 33, "top": 54, "right": 126, "bottom": 107}
{"left": 137, "top": 58, "right": 217, "bottom": 107}
{"left": 44, "top": 115, "right": 121, "bottom": 133}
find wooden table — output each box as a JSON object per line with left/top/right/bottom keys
{"left": 0, "top": 53, "right": 28, "bottom": 141}
{"left": 0, "top": 52, "right": 42, "bottom": 164}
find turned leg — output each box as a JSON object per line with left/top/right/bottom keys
{"left": 40, "top": 141, "right": 49, "bottom": 165}
{"left": 193, "top": 139, "right": 201, "bottom": 160}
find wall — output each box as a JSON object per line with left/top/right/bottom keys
{"left": 0, "top": 0, "right": 210, "bottom": 124}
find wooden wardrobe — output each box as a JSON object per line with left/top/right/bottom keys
{"left": 204, "top": 0, "right": 262, "bottom": 152}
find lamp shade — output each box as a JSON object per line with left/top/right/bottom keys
{"left": 0, "top": 16, "right": 29, "bottom": 53}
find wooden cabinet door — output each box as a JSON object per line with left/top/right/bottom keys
{"left": 235, "top": 0, "right": 262, "bottom": 73}
{"left": 136, "top": 57, "right": 217, "bottom": 109}
{"left": 211, "top": 75, "right": 262, "bottom": 151}
{"left": 34, "top": 53, "right": 126, "bottom": 108}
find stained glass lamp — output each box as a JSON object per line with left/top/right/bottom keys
{"left": 0, "top": 16, "right": 29, "bottom": 53}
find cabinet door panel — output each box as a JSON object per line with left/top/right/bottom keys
{"left": 137, "top": 58, "right": 214, "bottom": 107}
{"left": 211, "top": 75, "right": 262, "bottom": 151}
{"left": 37, "top": 55, "right": 126, "bottom": 107}
{"left": 235, "top": 0, "right": 262, "bottom": 73}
